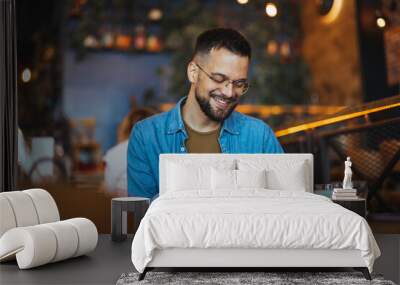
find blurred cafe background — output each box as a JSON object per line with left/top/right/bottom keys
{"left": 11, "top": 0, "right": 400, "bottom": 234}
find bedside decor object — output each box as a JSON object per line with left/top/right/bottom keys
{"left": 111, "top": 197, "right": 150, "bottom": 242}
{"left": 332, "top": 188, "right": 358, "bottom": 200}
{"left": 325, "top": 183, "right": 334, "bottom": 196}
{"left": 343, "top": 157, "right": 353, "bottom": 190}
{"left": 332, "top": 157, "right": 358, "bottom": 200}
{"left": 0, "top": 189, "right": 98, "bottom": 269}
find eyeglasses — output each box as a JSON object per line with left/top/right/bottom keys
{"left": 195, "top": 63, "right": 249, "bottom": 95}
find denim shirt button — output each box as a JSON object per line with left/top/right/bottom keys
{"left": 180, "top": 146, "right": 185, "bottom": 152}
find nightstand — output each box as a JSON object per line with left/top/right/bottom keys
{"left": 111, "top": 197, "right": 150, "bottom": 242}
{"left": 314, "top": 182, "right": 368, "bottom": 218}
{"left": 332, "top": 198, "right": 367, "bottom": 218}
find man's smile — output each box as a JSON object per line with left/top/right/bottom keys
{"left": 210, "top": 94, "right": 237, "bottom": 110}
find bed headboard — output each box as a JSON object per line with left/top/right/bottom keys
{"left": 159, "top": 154, "right": 314, "bottom": 195}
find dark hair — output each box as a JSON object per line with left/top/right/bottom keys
{"left": 193, "top": 28, "right": 251, "bottom": 59}
{"left": 119, "top": 108, "right": 157, "bottom": 141}
{"left": 126, "top": 108, "right": 157, "bottom": 135}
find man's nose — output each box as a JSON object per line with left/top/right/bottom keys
{"left": 222, "top": 81, "right": 234, "bottom": 98}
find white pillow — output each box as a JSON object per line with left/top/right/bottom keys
{"left": 211, "top": 168, "right": 267, "bottom": 190}
{"left": 237, "top": 169, "right": 267, "bottom": 189}
{"left": 211, "top": 168, "right": 236, "bottom": 190}
{"left": 167, "top": 162, "right": 211, "bottom": 191}
{"left": 266, "top": 167, "right": 306, "bottom": 191}
{"left": 238, "top": 159, "right": 308, "bottom": 191}
{"left": 166, "top": 159, "right": 236, "bottom": 192}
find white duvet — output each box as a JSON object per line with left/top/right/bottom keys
{"left": 131, "top": 190, "right": 380, "bottom": 273}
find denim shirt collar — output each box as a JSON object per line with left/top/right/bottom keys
{"left": 166, "top": 96, "right": 239, "bottom": 135}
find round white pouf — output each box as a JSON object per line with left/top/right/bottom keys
{"left": 0, "top": 196, "right": 17, "bottom": 237}
{"left": 0, "top": 225, "right": 57, "bottom": 269}
{"left": 23, "top": 188, "right": 60, "bottom": 224}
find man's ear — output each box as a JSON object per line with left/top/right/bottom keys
{"left": 187, "top": 61, "right": 198, "bottom": 84}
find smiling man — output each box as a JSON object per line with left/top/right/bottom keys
{"left": 128, "top": 28, "right": 283, "bottom": 199}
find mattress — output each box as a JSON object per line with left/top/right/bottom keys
{"left": 131, "top": 190, "right": 380, "bottom": 273}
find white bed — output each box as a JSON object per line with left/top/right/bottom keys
{"left": 131, "top": 154, "right": 380, "bottom": 280}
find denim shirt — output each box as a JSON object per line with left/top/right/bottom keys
{"left": 127, "top": 97, "right": 284, "bottom": 198}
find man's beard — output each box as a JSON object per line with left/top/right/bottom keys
{"left": 195, "top": 89, "right": 239, "bottom": 122}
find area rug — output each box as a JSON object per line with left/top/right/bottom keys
{"left": 116, "top": 271, "right": 396, "bottom": 285}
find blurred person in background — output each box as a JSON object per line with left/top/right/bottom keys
{"left": 103, "top": 107, "right": 156, "bottom": 196}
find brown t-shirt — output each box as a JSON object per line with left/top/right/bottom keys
{"left": 183, "top": 120, "right": 221, "bottom": 153}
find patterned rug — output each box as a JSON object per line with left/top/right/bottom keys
{"left": 116, "top": 271, "right": 396, "bottom": 285}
